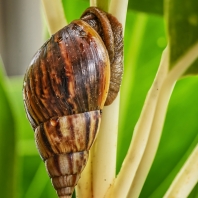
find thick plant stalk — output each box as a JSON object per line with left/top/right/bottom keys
{"left": 127, "top": 42, "right": 198, "bottom": 198}
{"left": 41, "top": 0, "right": 67, "bottom": 35}
{"left": 75, "top": 150, "right": 92, "bottom": 198}
{"left": 90, "top": 0, "right": 97, "bottom": 7}
{"left": 164, "top": 144, "right": 198, "bottom": 198}
{"left": 89, "top": 0, "right": 129, "bottom": 197}
{"left": 108, "top": 0, "right": 128, "bottom": 30}
{"left": 77, "top": 0, "right": 128, "bottom": 197}
{"left": 105, "top": 47, "right": 169, "bottom": 198}
{"left": 76, "top": 1, "right": 110, "bottom": 197}
{"left": 92, "top": 96, "right": 120, "bottom": 198}
{"left": 90, "top": 0, "right": 109, "bottom": 11}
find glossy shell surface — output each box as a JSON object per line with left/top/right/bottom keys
{"left": 81, "top": 7, "right": 123, "bottom": 105}
{"left": 36, "top": 110, "right": 101, "bottom": 197}
{"left": 23, "top": 19, "right": 110, "bottom": 129}
{"left": 23, "top": 19, "right": 110, "bottom": 198}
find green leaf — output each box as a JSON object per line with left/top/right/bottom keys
{"left": 166, "top": 0, "right": 198, "bottom": 75}
{"left": 0, "top": 58, "right": 16, "bottom": 198}
{"left": 62, "top": 0, "right": 89, "bottom": 23}
{"left": 188, "top": 182, "right": 198, "bottom": 198}
{"left": 80, "top": 0, "right": 164, "bottom": 15}
{"left": 128, "top": 0, "right": 163, "bottom": 15}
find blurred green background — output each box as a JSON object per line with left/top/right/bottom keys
{"left": 0, "top": 0, "right": 198, "bottom": 197}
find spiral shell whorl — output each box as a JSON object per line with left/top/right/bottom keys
{"left": 35, "top": 110, "right": 101, "bottom": 197}
{"left": 47, "top": 152, "right": 88, "bottom": 197}
{"left": 81, "top": 7, "right": 123, "bottom": 105}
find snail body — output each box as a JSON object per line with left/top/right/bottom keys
{"left": 23, "top": 7, "right": 123, "bottom": 198}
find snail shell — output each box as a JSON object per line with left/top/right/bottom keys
{"left": 23, "top": 7, "right": 123, "bottom": 198}
{"left": 36, "top": 111, "right": 100, "bottom": 198}
{"left": 81, "top": 7, "right": 123, "bottom": 105}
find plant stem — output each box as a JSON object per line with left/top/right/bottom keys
{"left": 88, "top": 0, "right": 128, "bottom": 197}
{"left": 41, "top": 0, "right": 67, "bottom": 34}
{"left": 109, "top": 0, "right": 128, "bottom": 29}
{"left": 90, "top": 0, "right": 109, "bottom": 12}
{"left": 164, "top": 144, "right": 198, "bottom": 198}
{"left": 105, "top": 46, "right": 169, "bottom": 198}
{"left": 127, "top": 42, "right": 198, "bottom": 198}
{"left": 92, "top": 95, "right": 120, "bottom": 198}
{"left": 76, "top": 1, "right": 120, "bottom": 197}
{"left": 149, "top": 132, "right": 198, "bottom": 197}
{"left": 75, "top": 149, "right": 93, "bottom": 198}
{"left": 76, "top": 1, "right": 111, "bottom": 197}
{"left": 128, "top": 66, "right": 176, "bottom": 198}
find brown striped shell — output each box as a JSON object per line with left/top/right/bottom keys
{"left": 23, "top": 7, "right": 123, "bottom": 198}
{"left": 81, "top": 7, "right": 123, "bottom": 105}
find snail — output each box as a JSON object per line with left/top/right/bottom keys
{"left": 23, "top": 6, "right": 123, "bottom": 198}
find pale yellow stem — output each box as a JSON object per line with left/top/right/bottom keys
{"left": 128, "top": 42, "right": 198, "bottom": 198}
{"left": 109, "top": 0, "right": 128, "bottom": 30}
{"left": 164, "top": 144, "right": 198, "bottom": 198}
{"left": 76, "top": 1, "right": 98, "bottom": 197}
{"left": 75, "top": 149, "right": 93, "bottom": 198}
{"left": 41, "top": 0, "right": 67, "bottom": 35}
{"left": 90, "top": 0, "right": 128, "bottom": 197}
{"left": 105, "top": 47, "right": 169, "bottom": 198}
{"left": 90, "top": 0, "right": 96, "bottom": 7}
{"left": 92, "top": 95, "right": 120, "bottom": 198}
